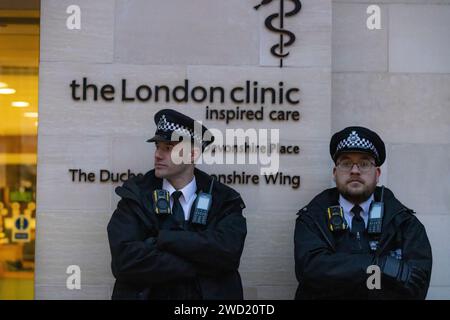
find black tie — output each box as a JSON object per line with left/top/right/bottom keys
{"left": 172, "top": 191, "right": 185, "bottom": 226}
{"left": 351, "top": 205, "right": 365, "bottom": 235}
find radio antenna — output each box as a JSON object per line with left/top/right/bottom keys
{"left": 209, "top": 177, "right": 215, "bottom": 194}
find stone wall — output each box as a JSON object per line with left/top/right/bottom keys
{"left": 35, "top": 0, "right": 449, "bottom": 299}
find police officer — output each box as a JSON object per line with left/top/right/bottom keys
{"left": 294, "top": 126, "right": 432, "bottom": 299}
{"left": 107, "top": 109, "right": 247, "bottom": 300}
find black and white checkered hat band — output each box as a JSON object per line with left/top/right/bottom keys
{"left": 335, "top": 131, "right": 379, "bottom": 159}
{"left": 157, "top": 115, "right": 203, "bottom": 143}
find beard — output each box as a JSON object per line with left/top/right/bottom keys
{"left": 337, "top": 179, "right": 376, "bottom": 204}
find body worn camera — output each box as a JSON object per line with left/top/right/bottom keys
{"left": 153, "top": 189, "right": 171, "bottom": 215}
{"left": 327, "top": 205, "right": 347, "bottom": 232}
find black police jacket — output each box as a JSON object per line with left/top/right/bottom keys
{"left": 107, "top": 168, "right": 247, "bottom": 300}
{"left": 294, "top": 186, "right": 432, "bottom": 300}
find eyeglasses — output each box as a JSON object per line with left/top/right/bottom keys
{"left": 336, "top": 159, "right": 376, "bottom": 172}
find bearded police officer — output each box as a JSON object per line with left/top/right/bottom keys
{"left": 294, "top": 126, "right": 432, "bottom": 299}
{"left": 107, "top": 109, "right": 247, "bottom": 300}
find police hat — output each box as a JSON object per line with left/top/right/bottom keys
{"left": 330, "top": 126, "right": 386, "bottom": 166}
{"left": 147, "top": 109, "right": 214, "bottom": 150}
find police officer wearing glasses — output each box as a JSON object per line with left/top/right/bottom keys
{"left": 294, "top": 126, "right": 432, "bottom": 299}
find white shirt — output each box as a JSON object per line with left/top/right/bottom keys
{"left": 163, "top": 177, "right": 197, "bottom": 221}
{"left": 339, "top": 194, "right": 374, "bottom": 230}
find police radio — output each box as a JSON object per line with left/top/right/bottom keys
{"left": 191, "top": 178, "right": 214, "bottom": 225}
{"left": 327, "top": 205, "right": 347, "bottom": 232}
{"left": 368, "top": 186, "right": 385, "bottom": 235}
{"left": 152, "top": 189, "right": 171, "bottom": 215}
